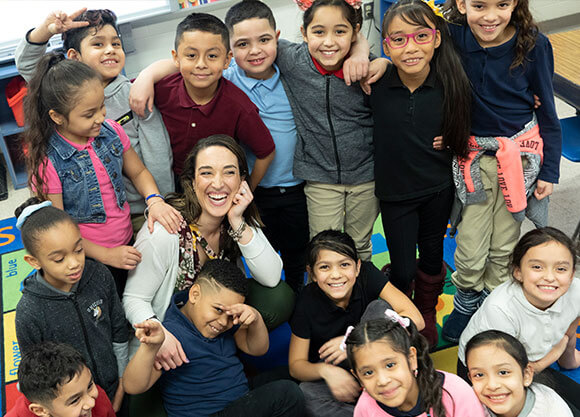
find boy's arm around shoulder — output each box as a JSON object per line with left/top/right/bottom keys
{"left": 123, "top": 320, "right": 164, "bottom": 394}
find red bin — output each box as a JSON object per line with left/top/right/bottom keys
{"left": 5, "top": 75, "right": 27, "bottom": 127}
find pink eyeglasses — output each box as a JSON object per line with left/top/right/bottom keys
{"left": 384, "top": 28, "right": 437, "bottom": 49}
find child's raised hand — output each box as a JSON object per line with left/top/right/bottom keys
{"left": 432, "top": 136, "right": 444, "bottom": 150}
{"left": 319, "top": 336, "right": 347, "bottom": 365}
{"left": 108, "top": 245, "right": 142, "bottom": 270}
{"left": 227, "top": 181, "right": 253, "bottom": 228}
{"left": 134, "top": 320, "right": 165, "bottom": 346}
{"left": 321, "top": 365, "right": 361, "bottom": 403}
{"left": 154, "top": 326, "right": 189, "bottom": 371}
{"left": 147, "top": 200, "right": 183, "bottom": 234}
{"left": 225, "top": 303, "right": 259, "bottom": 328}
{"left": 43, "top": 9, "right": 89, "bottom": 35}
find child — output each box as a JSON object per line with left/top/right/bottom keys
{"left": 14, "top": 198, "right": 129, "bottom": 412}
{"left": 222, "top": 0, "right": 310, "bottom": 293}
{"left": 15, "top": 8, "right": 174, "bottom": 230}
{"left": 289, "top": 230, "right": 424, "bottom": 416}
{"left": 441, "top": 0, "right": 562, "bottom": 342}
{"left": 142, "top": 12, "right": 275, "bottom": 189}
{"left": 123, "top": 259, "right": 304, "bottom": 417}
{"left": 276, "top": 0, "right": 382, "bottom": 261}
{"left": 458, "top": 227, "right": 580, "bottom": 413}
{"left": 22, "top": 53, "right": 182, "bottom": 295}
{"left": 370, "top": 0, "right": 471, "bottom": 347}
{"left": 466, "top": 330, "right": 573, "bottom": 417}
{"left": 345, "top": 311, "right": 485, "bottom": 416}
{"left": 6, "top": 342, "right": 115, "bottom": 417}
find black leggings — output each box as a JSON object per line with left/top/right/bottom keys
{"left": 380, "top": 186, "right": 453, "bottom": 293}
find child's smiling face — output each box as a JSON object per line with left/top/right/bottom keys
{"left": 172, "top": 30, "right": 232, "bottom": 100}
{"left": 69, "top": 24, "right": 125, "bottom": 86}
{"left": 301, "top": 5, "right": 359, "bottom": 72}
{"left": 467, "top": 344, "right": 533, "bottom": 417}
{"left": 456, "top": 0, "right": 518, "bottom": 48}
{"left": 32, "top": 366, "right": 98, "bottom": 417}
{"left": 230, "top": 18, "right": 279, "bottom": 80}
{"left": 512, "top": 240, "right": 574, "bottom": 310}
{"left": 353, "top": 340, "right": 420, "bottom": 411}
{"left": 187, "top": 282, "right": 244, "bottom": 338}
{"left": 309, "top": 249, "right": 360, "bottom": 309}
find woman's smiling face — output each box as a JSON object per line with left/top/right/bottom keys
{"left": 193, "top": 145, "right": 242, "bottom": 220}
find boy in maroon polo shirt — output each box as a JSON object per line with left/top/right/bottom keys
{"left": 152, "top": 13, "right": 275, "bottom": 188}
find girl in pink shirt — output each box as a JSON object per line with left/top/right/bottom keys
{"left": 23, "top": 52, "right": 182, "bottom": 295}
{"left": 345, "top": 310, "right": 485, "bottom": 417}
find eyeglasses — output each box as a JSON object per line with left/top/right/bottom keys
{"left": 384, "top": 28, "right": 437, "bottom": 49}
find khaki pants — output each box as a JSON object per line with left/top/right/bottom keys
{"left": 304, "top": 181, "right": 379, "bottom": 261}
{"left": 452, "top": 156, "right": 522, "bottom": 292}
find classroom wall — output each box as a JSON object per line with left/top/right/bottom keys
{"left": 124, "top": 0, "right": 383, "bottom": 79}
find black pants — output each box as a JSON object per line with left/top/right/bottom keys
{"left": 380, "top": 186, "right": 453, "bottom": 292}
{"left": 457, "top": 359, "right": 580, "bottom": 417}
{"left": 254, "top": 184, "right": 309, "bottom": 293}
{"left": 211, "top": 374, "right": 305, "bottom": 417}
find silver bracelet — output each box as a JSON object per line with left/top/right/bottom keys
{"left": 227, "top": 220, "right": 247, "bottom": 242}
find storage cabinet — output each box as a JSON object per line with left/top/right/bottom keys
{"left": 0, "top": 63, "right": 27, "bottom": 189}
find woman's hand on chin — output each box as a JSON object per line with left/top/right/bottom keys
{"left": 227, "top": 180, "right": 253, "bottom": 228}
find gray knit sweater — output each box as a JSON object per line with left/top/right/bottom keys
{"left": 15, "top": 259, "right": 129, "bottom": 400}
{"left": 276, "top": 40, "right": 374, "bottom": 185}
{"left": 15, "top": 32, "right": 174, "bottom": 213}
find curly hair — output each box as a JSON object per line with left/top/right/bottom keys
{"left": 443, "top": 0, "right": 538, "bottom": 70}
{"left": 347, "top": 318, "right": 452, "bottom": 417}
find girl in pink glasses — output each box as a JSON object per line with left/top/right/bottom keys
{"left": 369, "top": 0, "right": 471, "bottom": 349}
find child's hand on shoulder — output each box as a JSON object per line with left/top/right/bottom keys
{"left": 320, "top": 365, "right": 360, "bottom": 403}
{"left": 343, "top": 55, "right": 370, "bottom": 87}
{"left": 319, "top": 336, "right": 347, "bottom": 365}
{"left": 108, "top": 245, "right": 142, "bottom": 270}
{"left": 135, "top": 320, "right": 165, "bottom": 347}
{"left": 361, "top": 58, "right": 390, "bottom": 95}
{"left": 43, "top": 9, "right": 89, "bottom": 35}
{"left": 147, "top": 199, "right": 183, "bottom": 234}
{"left": 225, "top": 303, "right": 261, "bottom": 328}
{"left": 432, "top": 136, "right": 444, "bottom": 150}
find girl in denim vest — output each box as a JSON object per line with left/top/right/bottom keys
{"left": 23, "top": 52, "right": 182, "bottom": 296}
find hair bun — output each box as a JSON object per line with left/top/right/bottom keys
{"left": 14, "top": 196, "right": 43, "bottom": 219}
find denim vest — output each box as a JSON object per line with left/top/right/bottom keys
{"left": 47, "top": 121, "right": 127, "bottom": 224}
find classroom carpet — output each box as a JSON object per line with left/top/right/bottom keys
{"left": 1, "top": 215, "right": 579, "bottom": 414}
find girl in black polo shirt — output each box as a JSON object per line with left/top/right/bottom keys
{"left": 289, "top": 230, "right": 423, "bottom": 417}
{"left": 369, "top": 0, "right": 471, "bottom": 348}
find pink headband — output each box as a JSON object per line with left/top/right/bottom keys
{"left": 385, "top": 309, "right": 410, "bottom": 329}
{"left": 294, "top": 0, "right": 362, "bottom": 11}
{"left": 339, "top": 325, "right": 355, "bottom": 351}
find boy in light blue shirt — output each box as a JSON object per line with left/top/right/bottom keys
{"left": 224, "top": 0, "right": 309, "bottom": 293}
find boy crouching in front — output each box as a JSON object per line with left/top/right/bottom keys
{"left": 123, "top": 259, "right": 304, "bottom": 417}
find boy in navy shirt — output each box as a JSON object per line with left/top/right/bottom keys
{"left": 123, "top": 260, "right": 304, "bottom": 417}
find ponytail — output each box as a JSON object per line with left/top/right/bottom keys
{"left": 346, "top": 317, "right": 448, "bottom": 417}
{"left": 23, "top": 53, "right": 100, "bottom": 199}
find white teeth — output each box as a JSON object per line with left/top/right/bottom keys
{"left": 404, "top": 58, "right": 420, "bottom": 63}
{"left": 539, "top": 285, "right": 556, "bottom": 290}
{"left": 209, "top": 194, "right": 227, "bottom": 201}
{"left": 329, "top": 283, "right": 345, "bottom": 287}
{"left": 322, "top": 51, "right": 336, "bottom": 55}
